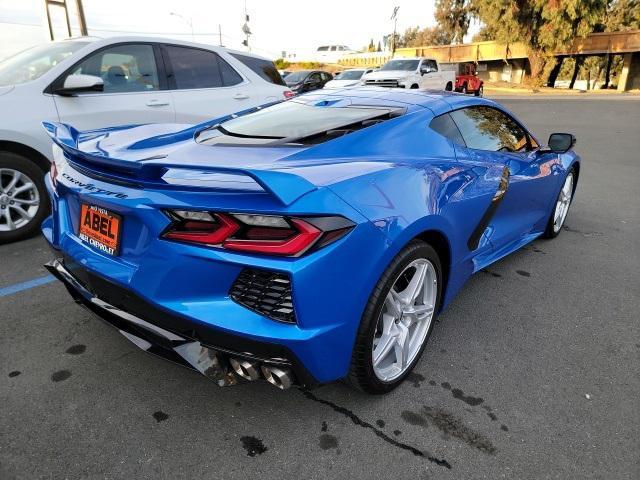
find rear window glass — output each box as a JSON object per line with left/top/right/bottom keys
{"left": 216, "top": 100, "right": 397, "bottom": 140}
{"left": 231, "top": 53, "right": 285, "bottom": 86}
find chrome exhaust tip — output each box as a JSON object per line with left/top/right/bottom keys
{"left": 260, "top": 365, "right": 293, "bottom": 390}
{"left": 229, "top": 357, "right": 261, "bottom": 381}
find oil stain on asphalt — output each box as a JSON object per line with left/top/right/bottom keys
{"left": 65, "top": 344, "right": 86, "bottom": 355}
{"left": 152, "top": 411, "right": 169, "bottom": 422}
{"left": 8, "top": 371, "right": 21, "bottom": 377}
{"left": 319, "top": 434, "right": 339, "bottom": 450}
{"left": 516, "top": 270, "right": 531, "bottom": 277}
{"left": 406, "top": 372, "right": 425, "bottom": 388}
{"left": 51, "top": 370, "right": 71, "bottom": 382}
{"left": 401, "top": 406, "right": 497, "bottom": 455}
{"left": 240, "top": 436, "right": 268, "bottom": 457}
{"left": 441, "top": 382, "right": 484, "bottom": 406}
{"left": 300, "top": 389, "right": 451, "bottom": 469}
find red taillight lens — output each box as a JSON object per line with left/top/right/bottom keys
{"left": 283, "top": 90, "right": 295, "bottom": 99}
{"left": 163, "top": 212, "right": 239, "bottom": 244}
{"left": 162, "top": 211, "right": 354, "bottom": 256}
{"left": 223, "top": 218, "right": 321, "bottom": 256}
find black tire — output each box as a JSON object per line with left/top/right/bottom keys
{"left": 0, "top": 152, "right": 50, "bottom": 244}
{"left": 543, "top": 168, "right": 576, "bottom": 239}
{"left": 475, "top": 85, "right": 483, "bottom": 97}
{"left": 410, "top": 84, "right": 419, "bottom": 89}
{"left": 445, "top": 81, "right": 453, "bottom": 91}
{"left": 462, "top": 83, "right": 468, "bottom": 94}
{"left": 347, "top": 240, "right": 442, "bottom": 394}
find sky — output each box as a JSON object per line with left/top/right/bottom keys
{"left": 0, "top": 0, "right": 479, "bottom": 61}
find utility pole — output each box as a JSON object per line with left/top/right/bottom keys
{"left": 241, "top": 0, "right": 251, "bottom": 51}
{"left": 76, "top": 0, "right": 87, "bottom": 36}
{"left": 390, "top": 6, "right": 399, "bottom": 57}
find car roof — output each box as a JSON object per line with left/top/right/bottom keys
{"left": 64, "top": 35, "right": 273, "bottom": 61}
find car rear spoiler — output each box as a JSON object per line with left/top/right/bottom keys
{"left": 43, "top": 121, "right": 317, "bottom": 206}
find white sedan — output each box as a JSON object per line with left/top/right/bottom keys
{"left": 323, "top": 68, "right": 373, "bottom": 89}
{"left": 0, "top": 36, "right": 292, "bottom": 242}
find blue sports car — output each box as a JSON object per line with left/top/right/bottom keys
{"left": 42, "top": 88, "right": 579, "bottom": 393}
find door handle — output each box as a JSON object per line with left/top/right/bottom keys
{"left": 233, "top": 93, "right": 250, "bottom": 100}
{"left": 146, "top": 100, "right": 170, "bottom": 107}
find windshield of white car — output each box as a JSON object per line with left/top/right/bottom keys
{"left": 335, "top": 70, "right": 364, "bottom": 80}
{"left": 0, "top": 41, "right": 89, "bottom": 87}
{"left": 379, "top": 60, "right": 420, "bottom": 71}
{"left": 214, "top": 100, "right": 397, "bottom": 140}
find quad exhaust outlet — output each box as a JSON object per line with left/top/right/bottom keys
{"left": 261, "top": 365, "right": 294, "bottom": 390}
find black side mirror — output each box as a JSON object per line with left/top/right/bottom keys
{"left": 420, "top": 67, "right": 428, "bottom": 76}
{"left": 547, "top": 133, "right": 576, "bottom": 153}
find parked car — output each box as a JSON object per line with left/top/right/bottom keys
{"left": 284, "top": 70, "right": 332, "bottom": 94}
{"left": 0, "top": 36, "right": 292, "bottom": 243}
{"left": 278, "top": 69, "right": 291, "bottom": 78}
{"left": 455, "top": 63, "right": 484, "bottom": 96}
{"left": 43, "top": 88, "right": 579, "bottom": 393}
{"left": 361, "top": 57, "right": 455, "bottom": 91}
{"left": 314, "top": 45, "right": 358, "bottom": 63}
{"left": 324, "top": 68, "right": 373, "bottom": 89}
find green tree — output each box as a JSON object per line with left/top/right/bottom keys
{"left": 473, "top": 0, "right": 607, "bottom": 85}
{"left": 367, "top": 38, "right": 376, "bottom": 52}
{"left": 603, "top": 0, "right": 640, "bottom": 31}
{"left": 377, "top": 41, "right": 382, "bottom": 52}
{"left": 434, "top": 0, "right": 474, "bottom": 44}
{"left": 398, "top": 25, "right": 451, "bottom": 47}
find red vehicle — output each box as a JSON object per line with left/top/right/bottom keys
{"left": 455, "top": 63, "right": 484, "bottom": 96}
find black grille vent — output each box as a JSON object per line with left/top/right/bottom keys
{"left": 230, "top": 269, "right": 296, "bottom": 324}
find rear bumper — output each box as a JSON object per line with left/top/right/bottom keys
{"left": 45, "top": 257, "right": 318, "bottom": 388}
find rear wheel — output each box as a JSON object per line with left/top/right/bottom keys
{"left": 543, "top": 169, "right": 575, "bottom": 238}
{"left": 0, "top": 152, "right": 49, "bottom": 244}
{"left": 410, "top": 84, "right": 419, "bottom": 89}
{"left": 475, "top": 85, "right": 483, "bottom": 97}
{"left": 461, "top": 83, "right": 468, "bottom": 94}
{"left": 348, "top": 240, "right": 441, "bottom": 394}
{"left": 445, "top": 81, "right": 453, "bottom": 91}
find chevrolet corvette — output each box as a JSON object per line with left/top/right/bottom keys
{"left": 42, "top": 88, "right": 579, "bottom": 393}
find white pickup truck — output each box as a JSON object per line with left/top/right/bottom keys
{"left": 361, "top": 57, "right": 455, "bottom": 91}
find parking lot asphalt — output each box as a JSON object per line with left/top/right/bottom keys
{"left": 1, "top": 97, "right": 639, "bottom": 480}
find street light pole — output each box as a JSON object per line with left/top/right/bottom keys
{"left": 391, "top": 6, "right": 399, "bottom": 57}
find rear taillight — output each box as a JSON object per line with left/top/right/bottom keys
{"left": 162, "top": 210, "right": 354, "bottom": 256}
{"left": 283, "top": 90, "right": 295, "bottom": 99}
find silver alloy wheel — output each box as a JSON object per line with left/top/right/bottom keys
{"left": 372, "top": 258, "right": 437, "bottom": 381}
{"left": 553, "top": 172, "right": 574, "bottom": 233}
{"left": 0, "top": 168, "right": 40, "bottom": 232}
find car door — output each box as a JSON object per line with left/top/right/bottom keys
{"left": 53, "top": 43, "right": 175, "bottom": 129}
{"left": 449, "top": 106, "right": 560, "bottom": 251}
{"left": 305, "top": 72, "right": 323, "bottom": 92}
{"left": 162, "top": 44, "right": 250, "bottom": 124}
{"left": 420, "top": 59, "right": 442, "bottom": 89}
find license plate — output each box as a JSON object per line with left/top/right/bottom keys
{"left": 78, "top": 204, "right": 122, "bottom": 256}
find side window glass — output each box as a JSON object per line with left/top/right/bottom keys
{"left": 428, "top": 60, "right": 438, "bottom": 71}
{"left": 430, "top": 113, "right": 465, "bottom": 146}
{"left": 165, "top": 46, "right": 241, "bottom": 89}
{"left": 450, "top": 106, "right": 529, "bottom": 152}
{"left": 309, "top": 73, "right": 322, "bottom": 83}
{"left": 218, "top": 57, "right": 243, "bottom": 86}
{"left": 70, "top": 44, "right": 159, "bottom": 93}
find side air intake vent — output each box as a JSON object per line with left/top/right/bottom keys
{"left": 230, "top": 269, "right": 296, "bottom": 324}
